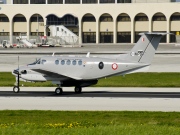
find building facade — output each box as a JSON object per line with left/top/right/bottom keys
{"left": 0, "top": 0, "right": 180, "bottom": 44}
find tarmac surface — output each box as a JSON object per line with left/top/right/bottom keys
{"left": 0, "top": 87, "right": 180, "bottom": 111}
{"left": 0, "top": 44, "right": 180, "bottom": 54}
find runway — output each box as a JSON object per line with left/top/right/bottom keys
{"left": 1, "top": 87, "right": 180, "bottom": 98}
{"left": 0, "top": 87, "right": 180, "bottom": 111}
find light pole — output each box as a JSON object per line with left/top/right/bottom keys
{"left": 36, "top": 29, "right": 38, "bottom": 36}
{"left": 37, "top": 14, "right": 39, "bottom": 36}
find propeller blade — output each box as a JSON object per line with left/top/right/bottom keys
{"left": 17, "top": 56, "right": 19, "bottom": 87}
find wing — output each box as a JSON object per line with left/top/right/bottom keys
{"left": 31, "top": 68, "right": 82, "bottom": 80}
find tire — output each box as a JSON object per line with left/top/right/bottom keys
{"left": 55, "top": 88, "right": 63, "bottom": 95}
{"left": 13, "top": 86, "right": 20, "bottom": 93}
{"left": 74, "top": 87, "right": 82, "bottom": 93}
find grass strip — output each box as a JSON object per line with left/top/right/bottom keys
{"left": 1, "top": 72, "right": 180, "bottom": 87}
{"left": 0, "top": 111, "right": 180, "bottom": 134}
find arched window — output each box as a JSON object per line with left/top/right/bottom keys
{"left": 153, "top": 13, "right": 166, "bottom": 21}
{"left": 46, "top": 14, "right": 78, "bottom": 26}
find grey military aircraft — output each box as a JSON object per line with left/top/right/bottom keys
{"left": 12, "top": 33, "right": 169, "bottom": 95}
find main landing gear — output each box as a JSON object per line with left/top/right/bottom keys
{"left": 55, "top": 87, "right": 63, "bottom": 95}
{"left": 74, "top": 86, "right": 82, "bottom": 93}
{"left": 55, "top": 86, "right": 82, "bottom": 95}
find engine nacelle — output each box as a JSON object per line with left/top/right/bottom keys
{"left": 21, "top": 74, "right": 47, "bottom": 82}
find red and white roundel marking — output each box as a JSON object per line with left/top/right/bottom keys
{"left": 142, "top": 37, "right": 145, "bottom": 42}
{"left": 112, "top": 63, "right": 118, "bottom": 70}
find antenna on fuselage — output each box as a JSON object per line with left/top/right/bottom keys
{"left": 86, "top": 52, "right": 90, "bottom": 58}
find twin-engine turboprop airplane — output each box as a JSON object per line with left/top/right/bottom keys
{"left": 12, "top": 33, "right": 169, "bottom": 94}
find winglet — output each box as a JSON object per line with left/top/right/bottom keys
{"left": 86, "top": 52, "right": 90, "bottom": 57}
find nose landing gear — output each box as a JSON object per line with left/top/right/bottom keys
{"left": 13, "top": 86, "right": 20, "bottom": 93}
{"left": 13, "top": 72, "right": 20, "bottom": 93}
{"left": 55, "top": 84, "right": 63, "bottom": 95}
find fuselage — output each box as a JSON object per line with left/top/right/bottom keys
{"left": 12, "top": 55, "right": 150, "bottom": 83}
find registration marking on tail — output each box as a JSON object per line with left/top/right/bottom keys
{"left": 142, "top": 37, "right": 145, "bottom": 42}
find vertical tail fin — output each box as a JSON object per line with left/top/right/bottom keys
{"left": 125, "top": 33, "right": 169, "bottom": 63}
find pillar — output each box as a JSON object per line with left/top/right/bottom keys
{"left": 44, "top": 17, "right": 47, "bottom": 36}
{"left": 149, "top": 17, "right": 152, "bottom": 32}
{"left": 131, "top": 18, "right": 134, "bottom": 43}
{"left": 79, "top": 18, "right": 82, "bottom": 44}
{"left": 9, "top": 19, "right": 13, "bottom": 44}
{"left": 113, "top": 18, "right": 117, "bottom": 44}
{"left": 167, "top": 17, "right": 170, "bottom": 43}
{"left": 96, "top": 19, "right": 99, "bottom": 44}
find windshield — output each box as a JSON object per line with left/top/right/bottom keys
{"left": 28, "top": 59, "right": 40, "bottom": 65}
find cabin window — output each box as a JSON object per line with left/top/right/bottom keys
{"left": 61, "top": 60, "right": 65, "bottom": 65}
{"left": 78, "top": 60, "right": 82, "bottom": 65}
{"left": 99, "top": 62, "right": 104, "bottom": 70}
{"left": 66, "top": 60, "right": 71, "bottom": 65}
{"left": 55, "top": 60, "right": 59, "bottom": 65}
{"left": 72, "top": 60, "right": 76, "bottom": 65}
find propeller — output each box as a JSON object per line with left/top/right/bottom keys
{"left": 13, "top": 56, "right": 20, "bottom": 93}
{"left": 17, "top": 56, "right": 19, "bottom": 88}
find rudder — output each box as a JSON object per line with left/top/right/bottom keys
{"left": 125, "top": 33, "right": 168, "bottom": 63}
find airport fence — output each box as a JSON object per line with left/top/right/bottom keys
{"left": 0, "top": 36, "right": 79, "bottom": 46}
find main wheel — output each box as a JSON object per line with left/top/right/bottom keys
{"left": 13, "top": 86, "right": 20, "bottom": 93}
{"left": 55, "top": 88, "right": 63, "bottom": 95}
{"left": 74, "top": 87, "right": 82, "bottom": 93}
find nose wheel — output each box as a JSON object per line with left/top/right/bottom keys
{"left": 13, "top": 86, "right": 20, "bottom": 93}
{"left": 13, "top": 69, "right": 20, "bottom": 93}
{"left": 55, "top": 88, "right": 63, "bottom": 95}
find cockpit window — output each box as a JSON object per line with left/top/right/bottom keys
{"left": 41, "top": 60, "right": 46, "bottom": 64}
{"left": 28, "top": 59, "right": 40, "bottom": 65}
{"left": 37, "top": 60, "right": 40, "bottom": 64}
